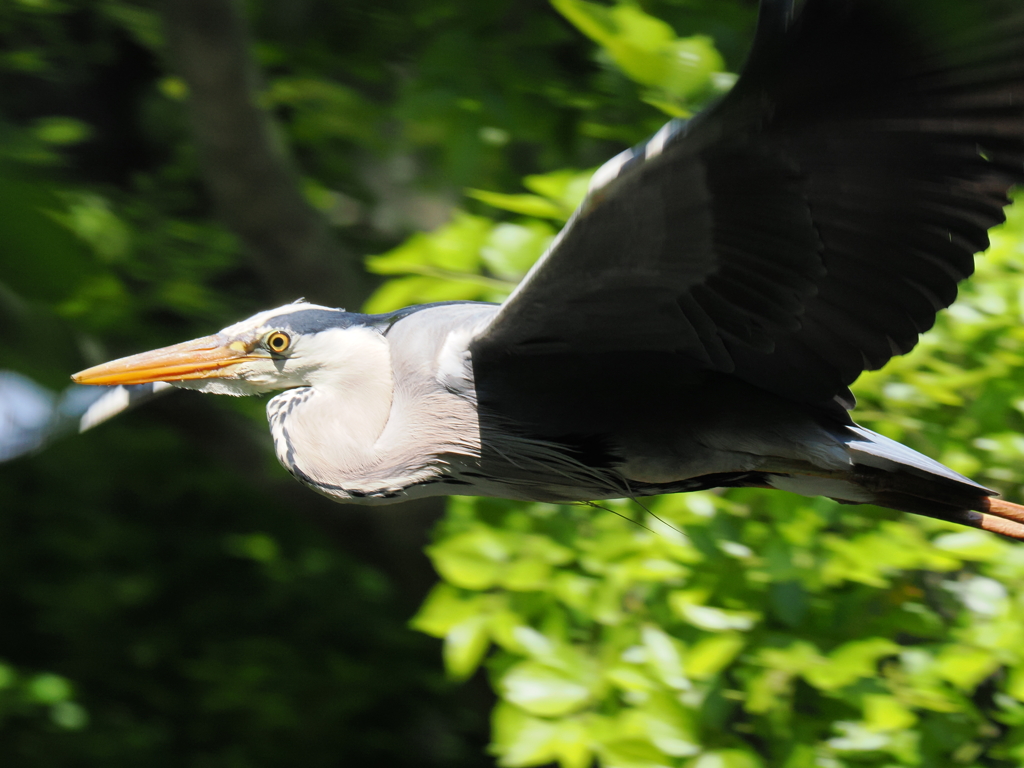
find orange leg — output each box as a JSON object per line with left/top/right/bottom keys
{"left": 973, "top": 497, "right": 1024, "bottom": 540}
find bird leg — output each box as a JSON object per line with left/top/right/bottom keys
{"left": 974, "top": 513, "right": 1024, "bottom": 540}
{"left": 971, "top": 497, "right": 1024, "bottom": 539}
{"left": 752, "top": 464, "right": 1024, "bottom": 541}
{"left": 865, "top": 492, "right": 1024, "bottom": 541}
{"left": 976, "top": 496, "right": 1024, "bottom": 524}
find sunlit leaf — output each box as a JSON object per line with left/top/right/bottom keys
{"left": 426, "top": 527, "right": 511, "bottom": 590}
{"left": 444, "top": 614, "right": 492, "bottom": 680}
{"left": 521, "top": 169, "right": 592, "bottom": 211}
{"left": 366, "top": 212, "right": 491, "bottom": 274}
{"left": 934, "top": 645, "right": 1000, "bottom": 691}
{"left": 500, "top": 661, "right": 595, "bottom": 717}
{"left": 481, "top": 221, "right": 555, "bottom": 280}
{"left": 362, "top": 274, "right": 486, "bottom": 314}
{"left": 467, "top": 189, "right": 570, "bottom": 220}
{"left": 641, "top": 625, "right": 689, "bottom": 691}
{"left": 803, "top": 639, "right": 900, "bottom": 691}
{"left": 492, "top": 702, "right": 561, "bottom": 767}
{"left": 597, "top": 737, "right": 673, "bottom": 768}
{"left": 686, "top": 634, "right": 745, "bottom": 680}
{"left": 550, "top": 0, "right": 723, "bottom": 100}
{"left": 690, "top": 749, "right": 763, "bottom": 768}
{"left": 409, "top": 583, "right": 484, "bottom": 637}
{"left": 861, "top": 694, "right": 917, "bottom": 733}
{"left": 637, "top": 693, "right": 700, "bottom": 757}
{"left": 827, "top": 721, "right": 892, "bottom": 753}
{"left": 674, "top": 604, "right": 759, "bottom": 633}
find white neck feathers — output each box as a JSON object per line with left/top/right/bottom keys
{"left": 268, "top": 326, "right": 394, "bottom": 487}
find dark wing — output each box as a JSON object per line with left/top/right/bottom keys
{"left": 470, "top": 0, "right": 1024, "bottom": 407}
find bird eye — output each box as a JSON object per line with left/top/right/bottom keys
{"left": 265, "top": 331, "right": 291, "bottom": 353}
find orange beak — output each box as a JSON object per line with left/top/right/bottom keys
{"left": 71, "top": 335, "right": 253, "bottom": 386}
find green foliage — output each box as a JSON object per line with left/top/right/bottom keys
{"left": 365, "top": 168, "right": 593, "bottom": 312}
{"left": 550, "top": 0, "right": 730, "bottom": 116}
{"left": 0, "top": 665, "right": 88, "bottom": 732}
{"left": 412, "top": 475, "right": 1024, "bottom": 767}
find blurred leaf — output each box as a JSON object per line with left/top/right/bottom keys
{"left": 522, "top": 170, "right": 592, "bottom": 211}
{"left": 597, "top": 736, "right": 672, "bottom": 768}
{"left": 100, "top": 1, "right": 163, "bottom": 50}
{"left": 803, "top": 639, "right": 900, "bottom": 691}
{"left": 673, "top": 603, "right": 759, "bottom": 633}
{"left": 635, "top": 693, "right": 700, "bottom": 757}
{"left": 0, "top": 169, "right": 97, "bottom": 302}
{"left": 686, "top": 633, "right": 744, "bottom": 680}
{"left": 499, "top": 661, "right": 595, "bottom": 717}
{"left": 550, "top": 0, "right": 724, "bottom": 100}
{"left": 467, "top": 189, "right": 569, "bottom": 220}
{"left": 32, "top": 117, "right": 91, "bottom": 145}
{"left": 689, "top": 749, "right": 763, "bottom": 768}
{"left": 933, "top": 529, "right": 1009, "bottom": 561}
{"left": 481, "top": 221, "right": 555, "bottom": 280}
{"left": 50, "top": 700, "right": 88, "bottom": 729}
{"left": 934, "top": 645, "right": 1000, "bottom": 691}
{"left": 367, "top": 211, "right": 490, "bottom": 274}
{"left": 641, "top": 625, "right": 689, "bottom": 691}
{"left": 411, "top": 583, "right": 485, "bottom": 637}
{"left": 862, "top": 694, "right": 917, "bottom": 731}
{"left": 492, "top": 702, "right": 587, "bottom": 768}
{"left": 444, "top": 614, "right": 491, "bottom": 679}
{"left": 427, "top": 527, "right": 511, "bottom": 590}
{"left": 55, "top": 192, "right": 131, "bottom": 262}
{"left": 826, "top": 721, "right": 892, "bottom": 754}
{"left": 224, "top": 532, "right": 280, "bottom": 564}
{"left": 267, "top": 77, "right": 380, "bottom": 146}
{"left": 26, "top": 674, "right": 72, "bottom": 704}
{"left": 362, "top": 274, "right": 489, "bottom": 314}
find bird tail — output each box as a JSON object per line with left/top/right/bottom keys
{"left": 841, "top": 426, "right": 1024, "bottom": 540}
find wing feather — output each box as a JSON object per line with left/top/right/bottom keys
{"left": 472, "top": 0, "right": 1024, "bottom": 406}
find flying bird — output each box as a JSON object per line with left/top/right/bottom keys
{"left": 73, "top": 0, "right": 1024, "bottom": 538}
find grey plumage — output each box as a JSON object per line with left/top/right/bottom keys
{"left": 72, "top": 0, "right": 1024, "bottom": 538}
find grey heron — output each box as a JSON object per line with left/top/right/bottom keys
{"left": 72, "top": 0, "right": 1024, "bottom": 538}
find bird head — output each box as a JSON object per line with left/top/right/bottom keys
{"left": 71, "top": 302, "right": 389, "bottom": 396}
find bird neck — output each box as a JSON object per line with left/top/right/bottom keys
{"left": 267, "top": 335, "right": 395, "bottom": 492}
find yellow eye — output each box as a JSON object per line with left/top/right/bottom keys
{"left": 265, "top": 331, "right": 291, "bottom": 353}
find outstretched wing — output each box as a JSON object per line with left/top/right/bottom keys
{"left": 471, "top": 0, "right": 1024, "bottom": 407}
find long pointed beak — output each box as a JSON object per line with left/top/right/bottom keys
{"left": 72, "top": 335, "right": 253, "bottom": 386}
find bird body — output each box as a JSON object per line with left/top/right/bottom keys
{"left": 73, "top": 0, "right": 1024, "bottom": 538}
{"left": 80, "top": 299, "right": 992, "bottom": 521}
